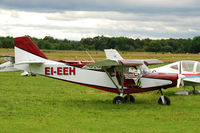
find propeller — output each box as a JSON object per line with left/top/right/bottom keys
{"left": 176, "top": 61, "right": 185, "bottom": 89}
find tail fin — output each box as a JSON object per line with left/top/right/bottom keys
{"left": 104, "top": 49, "right": 123, "bottom": 60}
{"left": 14, "top": 36, "right": 48, "bottom": 65}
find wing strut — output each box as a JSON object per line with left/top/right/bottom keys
{"left": 104, "top": 67, "right": 124, "bottom": 95}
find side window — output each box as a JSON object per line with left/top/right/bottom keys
{"left": 182, "top": 61, "right": 195, "bottom": 72}
{"left": 170, "top": 65, "right": 178, "bottom": 70}
{"left": 196, "top": 63, "right": 200, "bottom": 73}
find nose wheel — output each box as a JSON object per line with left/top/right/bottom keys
{"left": 158, "top": 89, "right": 171, "bottom": 105}
{"left": 158, "top": 95, "right": 170, "bottom": 105}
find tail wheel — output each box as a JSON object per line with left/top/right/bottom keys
{"left": 124, "top": 94, "right": 135, "bottom": 103}
{"left": 158, "top": 96, "right": 170, "bottom": 105}
{"left": 113, "top": 96, "right": 124, "bottom": 104}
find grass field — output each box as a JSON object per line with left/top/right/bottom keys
{"left": 0, "top": 49, "right": 200, "bottom": 133}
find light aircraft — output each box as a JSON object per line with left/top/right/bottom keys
{"left": 0, "top": 55, "right": 33, "bottom": 76}
{"left": 0, "top": 55, "right": 18, "bottom": 72}
{"left": 9, "top": 36, "right": 181, "bottom": 105}
{"left": 152, "top": 61, "right": 200, "bottom": 95}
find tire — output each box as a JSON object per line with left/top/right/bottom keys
{"left": 31, "top": 73, "right": 36, "bottom": 76}
{"left": 124, "top": 95, "right": 135, "bottom": 103}
{"left": 158, "top": 96, "right": 170, "bottom": 105}
{"left": 113, "top": 96, "right": 124, "bottom": 104}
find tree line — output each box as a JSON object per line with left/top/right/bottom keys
{"left": 0, "top": 35, "right": 200, "bottom": 53}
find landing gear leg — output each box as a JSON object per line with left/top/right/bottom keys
{"left": 189, "top": 86, "right": 200, "bottom": 94}
{"left": 175, "top": 86, "right": 189, "bottom": 95}
{"left": 158, "top": 89, "right": 170, "bottom": 105}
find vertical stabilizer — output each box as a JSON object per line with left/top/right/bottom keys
{"left": 14, "top": 36, "right": 48, "bottom": 65}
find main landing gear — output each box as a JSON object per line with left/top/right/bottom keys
{"left": 113, "top": 89, "right": 170, "bottom": 105}
{"left": 158, "top": 89, "right": 170, "bottom": 105}
{"left": 113, "top": 94, "right": 135, "bottom": 104}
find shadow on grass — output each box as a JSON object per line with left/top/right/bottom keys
{"left": 61, "top": 97, "right": 166, "bottom": 111}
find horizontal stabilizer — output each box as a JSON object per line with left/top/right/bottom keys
{"left": 15, "top": 60, "right": 44, "bottom": 65}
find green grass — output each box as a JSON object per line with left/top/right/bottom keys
{"left": 0, "top": 72, "right": 200, "bottom": 133}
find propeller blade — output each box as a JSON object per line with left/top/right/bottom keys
{"left": 179, "top": 61, "right": 182, "bottom": 74}
{"left": 181, "top": 79, "right": 184, "bottom": 87}
{"left": 177, "top": 74, "right": 185, "bottom": 89}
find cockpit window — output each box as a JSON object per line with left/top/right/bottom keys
{"left": 138, "top": 64, "right": 151, "bottom": 74}
{"left": 170, "top": 65, "right": 178, "bottom": 70}
{"left": 182, "top": 61, "right": 195, "bottom": 72}
{"left": 196, "top": 63, "right": 200, "bottom": 73}
{"left": 128, "top": 67, "right": 137, "bottom": 73}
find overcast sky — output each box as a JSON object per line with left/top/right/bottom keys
{"left": 0, "top": 0, "right": 200, "bottom": 40}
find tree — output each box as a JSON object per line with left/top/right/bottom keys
{"left": 190, "top": 36, "right": 200, "bottom": 53}
{"left": 147, "top": 40, "right": 162, "bottom": 52}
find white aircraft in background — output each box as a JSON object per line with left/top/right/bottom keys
{"left": 152, "top": 61, "right": 200, "bottom": 95}
{"left": 105, "top": 49, "right": 200, "bottom": 95}
{"left": 0, "top": 55, "right": 33, "bottom": 76}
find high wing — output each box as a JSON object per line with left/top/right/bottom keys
{"left": 120, "top": 59, "right": 163, "bottom": 65}
{"left": 84, "top": 59, "right": 144, "bottom": 69}
{"left": 85, "top": 59, "right": 162, "bottom": 68}
{"left": 104, "top": 49, "right": 163, "bottom": 65}
{"left": 85, "top": 59, "right": 120, "bottom": 69}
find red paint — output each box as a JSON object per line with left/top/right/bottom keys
{"left": 45, "top": 67, "right": 50, "bottom": 75}
{"left": 63, "top": 67, "right": 69, "bottom": 75}
{"left": 143, "top": 73, "right": 177, "bottom": 81}
{"left": 51, "top": 67, "right": 54, "bottom": 75}
{"left": 14, "top": 36, "right": 48, "bottom": 59}
{"left": 69, "top": 67, "right": 76, "bottom": 75}
{"left": 119, "top": 60, "right": 143, "bottom": 65}
{"left": 57, "top": 67, "right": 62, "bottom": 75}
{"left": 118, "top": 59, "right": 163, "bottom": 66}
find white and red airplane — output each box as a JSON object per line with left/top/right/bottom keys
{"left": 106, "top": 49, "right": 200, "bottom": 95}
{"left": 2, "top": 36, "right": 181, "bottom": 105}
{"left": 152, "top": 61, "right": 200, "bottom": 95}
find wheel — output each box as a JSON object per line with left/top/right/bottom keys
{"left": 124, "top": 94, "right": 135, "bottom": 103}
{"left": 31, "top": 73, "right": 36, "bottom": 76}
{"left": 158, "top": 96, "right": 170, "bottom": 105}
{"left": 113, "top": 96, "right": 124, "bottom": 104}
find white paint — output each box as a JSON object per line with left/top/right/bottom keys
{"left": 15, "top": 46, "right": 120, "bottom": 88}
{"left": 140, "top": 78, "right": 172, "bottom": 88}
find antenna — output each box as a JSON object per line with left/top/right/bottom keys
{"left": 85, "top": 51, "right": 94, "bottom": 62}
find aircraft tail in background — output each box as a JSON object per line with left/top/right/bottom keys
{"left": 104, "top": 49, "right": 123, "bottom": 60}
